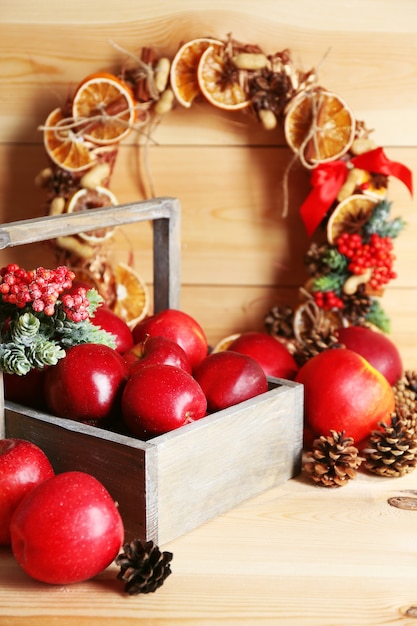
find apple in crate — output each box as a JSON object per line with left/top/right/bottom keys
{"left": 10, "top": 471, "right": 124, "bottom": 585}
{"left": 44, "top": 343, "right": 129, "bottom": 423}
{"left": 122, "top": 363, "right": 207, "bottom": 437}
{"left": 132, "top": 309, "right": 208, "bottom": 370}
{"left": 193, "top": 351, "right": 268, "bottom": 412}
{"left": 90, "top": 305, "right": 134, "bottom": 354}
{"left": 0, "top": 439, "right": 55, "bottom": 546}
{"left": 227, "top": 331, "right": 299, "bottom": 380}
{"left": 123, "top": 335, "right": 192, "bottom": 374}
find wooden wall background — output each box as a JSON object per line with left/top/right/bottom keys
{"left": 1, "top": 1, "right": 416, "bottom": 368}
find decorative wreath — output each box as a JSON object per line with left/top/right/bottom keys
{"left": 35, "top": 34, "right": 413, "bottom": 362}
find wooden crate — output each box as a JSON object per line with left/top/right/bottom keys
{"left": 0, "top": 198, "right": 304, "bottom": 544}
{"left": 4, "top": 379, "right": 303, "bottom": 544}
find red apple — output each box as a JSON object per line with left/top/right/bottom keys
{"left": 121, "top": 364, "right": 207, "bottom": 437}
{"left": 4, "top": 368, "right": 48, "bottom": 411}
{"left": 132, "top": 309, "right": 208, "bottom": 370}
{"left": 44, "top": 343, "right": 129, "bottom": 423}
{"left": 295, "top": 348, "right": 396, "bottom": 443}
{"left": 193, "top": 350, "right": 268, "bottom": 412}
{"left": 336, "top": 325, "right": 403, "bottom": 386}
{"left": 0, "top": 439, "right": 55, "bottom": 546}
{"left": 10, "top": 471, "right": 124, "bottom": 584}
{"left": 227, "top": 331, "right": 299, "bottom": 380}
{"left": 124, "top": 335, "right": 192, "bottom": 375}
{"left": 91, "top": 305, "right": 134, "bottom": 354}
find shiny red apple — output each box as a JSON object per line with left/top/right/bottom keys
{"left": 132, "top": 309, "right": 208, "bottom": 370}
{"left": 91, "top": 305, "right": 134, "bottom": 354}
{"left": 4, "top": 368, "right": 48, "bottom": 411}
{"left": 336, "top": 325, "right": 403, "bottom": 385}
{"left": 121, "top": 363, "right": 207, "bottom": 437}
{"left": 124, "top": 335, "right": 192, "bottom": 375}
{"left": 0, "top": 439, "right": 55, "bottom": 546}
{"left": 227, "top": 331, "right": 299, "bottom": 380}
{"left": 193, "top": 350, "right": 268, "bottom": 412}
{"left": 296, "top": 348, "right": 396, "bottom": 443}
{"left": 10, "top": 471, "right": 124, "bottom": 584}
{"left": 44, "top": 343, "right": 129, "bottom": 423}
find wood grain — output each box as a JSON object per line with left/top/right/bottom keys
{"left": 3, "top": 378, "right": 303, "bottom": 544}
{"left": 1, "top": 470, "right": 417, "bottom": 625}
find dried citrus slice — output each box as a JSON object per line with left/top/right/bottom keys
{"left": 293, "top": 298, "right": 344, "bottom": 344}
{"left": 66, "top": 186, "right": 118, "bottom": 244}
{"left": 111, "top": 262, "right": 150, "bottom": 328}
{"left": 72, "top": 72, "right": 136, "bottom": 145}
{"left": 43, "top": 108, "right": 96, "bottom": 173}
{"left": 327, "top": 194, "right": 378, "bottom": 245}
{"left": 170, "top": 38, "right": 222, "bottom": 107}
{"left": 197, "top": 45, "right": 251, "bottom": 110}
{"left": 284, "top": 88, "right": 355, "bottom": 167}
{"left": 212, "top": 333, "right": 241, "bottom": 353}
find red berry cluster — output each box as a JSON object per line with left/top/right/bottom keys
{"left": 336, "top": 232, "right": 397, "bottom": 291}
{"left": 313, "top": 290, "right": 344, "bottom": 310}
{"left": 0, "top": 264, "right": 89, "bottom": 321}
{"left": 61, "top": 289, "right": 90, "bottom": 322}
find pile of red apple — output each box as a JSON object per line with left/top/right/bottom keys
{"left": 0, "top": 439, "right": 124, "bottom": 585}
{"left": 4, "top": 299, "right": 405, "bottom": 446}
{"left": 5, "top": 305, "right": 300, "bottom": 438}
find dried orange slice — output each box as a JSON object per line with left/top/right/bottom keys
{"left": 111, "top": 262, "right": 150, "bottom": 328}
{"left": 293, "top": 298, "right": 344, "bottom": 344}
{"left": 212, "top": 333, "right": 241, "bottom": 353}
{"left": 170, "top": 38, "right": 222, "bottom": 107}
{"left": 284, "top": 89, "right": 355, "bottom": 167}
{"left": 66, "top": 186, "right": 118, "bottom": 244}
{"left": 327, "top": 194, "right": 378, "bottom": 245}
{"left": 197, "top": 45, "right": 251, "bottom": 110}
{"left": 43, "top": 108, "right": 96, "bottom": 173}
{"left": 72, "top": 72, "right": 136, "bottom": 145}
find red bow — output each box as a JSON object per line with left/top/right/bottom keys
{"left": 299, "top": 147, "right": 413, "bottom": 237}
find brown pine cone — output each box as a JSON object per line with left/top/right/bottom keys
{"left": 364, "top": 415, "right": 417, "bottom": 478}
{"left": 304, "top": 430, "right": 363, "bottom": 488}
{"left": 340, "top": 285, "right": 372, "bottom": 326}
{"left": 264, "top": 305, "right": 295, "bottom": 339}
{"left": 293, "top": 329, "right": 342, "bottom": 367}
{"left": 115, "top": 539, "right": 173, "bottom": 595}
{"left": 393, "top": 373, "right": 417, "bottom": 436}
{"left": 404, "top": 370, "right": 417, "bottom": 395}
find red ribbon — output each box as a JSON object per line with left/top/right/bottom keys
{"left": 300, "top": 161, "right": 348, "bottom": 237}
{"left": 299, "top": 147, "right": 413, "bottom": 237}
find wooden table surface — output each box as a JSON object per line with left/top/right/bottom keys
{"left": 1, "top": 468, "right": 417, "bottom": 626}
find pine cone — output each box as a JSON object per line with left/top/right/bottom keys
{"left": 304, "top": 430, "right": 363, "bottom": 487}
{"left": 264, "top": 305, "right": 295, "bottom": 339}
{"left": 293, "top": 329, "right": 342, "bottom": 367}
{"left": 364, "top": 415, "right": 417, "bottom": 477}
{"left": 393, "top": 373, "right": 417, "bottom": 431}
{"left": 115, "top": 539, "right": 173, "bottom": 595}
{"left": 404, "top": 370, "right": 417, "bottom": 395}
{"left": 340, "top": 286, "right": 372, "bottom": 326}
{"left": 304, "top": 242, "right": 330, "bottom": 276}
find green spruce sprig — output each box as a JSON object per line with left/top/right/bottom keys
{"left": 363, "top": 199, "right": 406, "bottom": 239}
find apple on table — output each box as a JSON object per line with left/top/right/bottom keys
{"left": 10, "top": 471, "right": 124, "bottom": 585}
{"left": 0, "top": 439, "right": 55, "bottom": 546}
{"left": 296, "top": 347, "right": 395, "bottom": 444}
